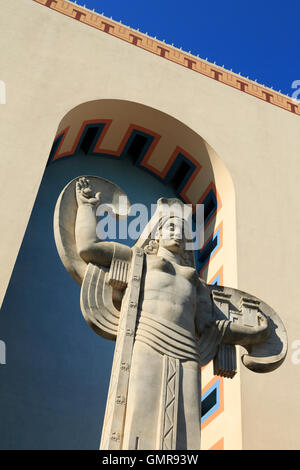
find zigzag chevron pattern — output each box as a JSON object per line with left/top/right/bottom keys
{"left": 162, "top": 357, "right": 179, "bottom": 450}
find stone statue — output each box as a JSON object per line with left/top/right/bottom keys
{"left": 54, "top": 175, "right": 287, "bottom": 450}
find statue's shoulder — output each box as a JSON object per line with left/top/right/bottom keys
{"left": 196, "top": 276, "right": 214, "bottom": 306}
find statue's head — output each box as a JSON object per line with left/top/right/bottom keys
{"left": 156, "top": 216, "right": 189, "bottom": 254}
{"left": 144, "top": 216, "right": 195, "bottom": 268}
{"left": 136, "top": 197, "right": 196, "bottom": 267}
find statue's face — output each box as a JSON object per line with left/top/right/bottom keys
{"left": 158, "top": 218, "right": 186, "bottom": 253}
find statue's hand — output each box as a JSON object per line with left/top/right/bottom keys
{"left": 76, "top": 177, "right": 101, "bottom": 207}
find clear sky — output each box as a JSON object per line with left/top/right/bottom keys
{"left": 68, "top": 0, "right": 300, "bottom": 97}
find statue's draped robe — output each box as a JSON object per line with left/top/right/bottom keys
{"left": 123, "top": 315, "right": 203, "bottom": 449}
{"left": 82, "top": 247, "right": 226, "bottom": 450}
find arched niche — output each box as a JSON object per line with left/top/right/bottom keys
{"left": 0, "top": 99, "right": 237, "bottom": 450}
{"left": 49, "top": 99, "right": 237, "bottom": 285}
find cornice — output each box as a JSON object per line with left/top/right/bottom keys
{"left": 33, "top": 0, "right": 300, "bottom": 116}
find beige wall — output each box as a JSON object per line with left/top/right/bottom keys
{"left": 1, "top": 0, "right": 300, "bottom": 449}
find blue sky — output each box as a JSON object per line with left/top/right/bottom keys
{"left": 69, "top": 0, "right": 300, "bottom": 97}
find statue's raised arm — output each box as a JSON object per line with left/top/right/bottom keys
{"left": 54, "top": 175, "right": 132, "bottom": 285}
{"left": 75, "top": 177, "right": 131, "bottom": 267}
{"left": 54, "top": 176, "right": 132, "bottom": 341}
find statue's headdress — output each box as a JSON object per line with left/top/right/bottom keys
{"left": 135, "top": 197, "right": 196, "bottom": 268}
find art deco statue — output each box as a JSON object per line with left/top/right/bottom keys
{"left": 54, "top": 175, "right": 287, "bottom": 450}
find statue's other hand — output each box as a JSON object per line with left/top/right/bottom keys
{"left": 253, "top": 313, "right": 270, "bottom": 342}
{"left": 240, "top": 313, "right": 271, "bottom": 346}
{"left": 76, "top": 177, "right": 101, "bottom": 207}
{"left": 223, "top": 312, "right": 271, "bottom": 347}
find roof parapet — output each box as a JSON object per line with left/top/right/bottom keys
{"left": 34, "top": 0, "right": 300, "bottom": 116}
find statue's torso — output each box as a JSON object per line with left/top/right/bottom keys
{"left": 138, "top": 254, "right": 198, "bottom": 333}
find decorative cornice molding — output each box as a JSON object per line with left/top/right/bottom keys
{"left": 33, "top": 0, "right": 300, "bottom": 116}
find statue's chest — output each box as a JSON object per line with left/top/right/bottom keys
{"left": 143, "top": 255, "right": 198, "bottom": 291}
